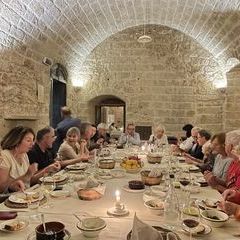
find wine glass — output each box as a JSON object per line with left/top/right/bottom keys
{"left": 41, "top": 178, "right": 56, "bottom": 208}
{"left": 179, "top": 170, "right": 191, "bottom": 191}
{"left": 181, "top": 200, "right": 200, "bottom": 240}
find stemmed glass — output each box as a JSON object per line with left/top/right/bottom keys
{"left": 41, "top": 177, "right": 56, "bottom": 208}
{"left": 181, "top": 200, "right": 200, "bottom": 240}
{"left": 179, "top": 170, "right": 191, "bottom": 192}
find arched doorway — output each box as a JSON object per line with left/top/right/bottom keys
{"left": 50, "top": 63, "right": 68, "bottom": 128}
{"left": 92, "top": 95, "right": 126, "bottom": 131}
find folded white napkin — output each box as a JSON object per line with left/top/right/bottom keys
{"left": 148, "top": 168, "right": 162, "bottom": 177}
{"left": 131, "top": 214, "right": 163, "bottom": 240}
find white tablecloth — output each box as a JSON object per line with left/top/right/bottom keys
{"left": 0, "top": 151, "right": 238, "bottom": 239}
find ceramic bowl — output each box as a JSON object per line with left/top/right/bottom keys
{"left": 200, "top": 209, "right": 229, "bottom": 228}
{"left": 144, "top": 199, "right": 165, "bottom": 215}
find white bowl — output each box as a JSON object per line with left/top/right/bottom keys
{"left": 76, "top": 217, "right": 106, "bottom": 238}
{"left": 144, "top": 199, "right": 164, "bottom": 215}
{"left": 200, "top": 209, "right": 229, "bottom": 228}
{"left": 150, "top": 186, "right": 167, "bottom": 196}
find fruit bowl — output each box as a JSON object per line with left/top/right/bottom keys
{"left": 120, "top": 156, "right": 143, "bottom": 173}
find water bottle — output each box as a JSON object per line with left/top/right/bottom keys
{"left": 164, "top": 173, "right": 179, "bottom": 222}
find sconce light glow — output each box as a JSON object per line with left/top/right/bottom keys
{"left": 72, "top": 78, "right": 84, "bottom": 87}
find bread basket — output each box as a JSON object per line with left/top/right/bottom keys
{"left": 98, "top": 159, "right": 115, "bottom": 169}
{"left": 147, "top": 153, "right": 163, "bottom": 164}
{"left": 141, "top": 170, "right": 162, "bottom": 186}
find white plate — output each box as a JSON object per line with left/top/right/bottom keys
{"left": 199, "top": 198, "right": 219, "bottom": 210}
{"left": 40, "top": 174, "right": 66, "bottom": 183}
{"left": 9, "top": 192, "right": 43, "bottom": 204}
{"left": 111, "top": 169, "right": 126, "bottom": 178}
{"left": 122, "top": 185, "right": 145, "bottom": 193}
{"left": 182, "top": 223, "right": 212, "bottom": 236}
{"left": 66, "top": 163, "right": 88, "bottom": 171}
{"left": 0, "top": 219, "right": 29, "bottom": 232}
{"left": 50, "top": 190, "right": 70, "bottom": 198}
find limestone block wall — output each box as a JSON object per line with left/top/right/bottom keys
{"left": 225, "top": 65, "right": 240, "bottom": 132}
{"left": 71, "top": 26, "right": 225, "bottom": 135}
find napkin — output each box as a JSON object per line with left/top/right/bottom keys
{"left": 131, "top": 214, "right": 163, "bottom": 240}
{"left": 148, "top": 168, "right": 162, "bottom": 177}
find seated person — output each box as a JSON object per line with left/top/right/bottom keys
{"left": 184, "top": 129, "right": 211, "bottom": 164}
{"left": 80, "top": 123, "right": 97, "bottom": 152}
{"left": 182, "top": 124, "right": 193, "bottom": 139}
{"left": 148, "top": 125, "right": 168, "bottom": 146}
{"left": 178, "top": 127, "right": 201, "bottom": 152}
{"left": 92, "top": 123, "right": 111, "bottom": 146}
{"left": 58, "top": 127, "right": 89, "bottom": 167}
{"left": 27, "top": 127, "right": 61, "bottom": 182}
{"left": 118, "top": 123, "right": 141, "bottom": 146}
{"left": 54, "top": 106, "right": 81, "bottom": 152}
{"left": 0, "top": 126, "right": 37, "bottom": 193}
{"left": 204, "top": 130, "right": 240, "bottom": 194}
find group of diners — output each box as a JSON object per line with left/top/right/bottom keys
{"left": 173, "top": 125, "right": 240, "bottom": 220}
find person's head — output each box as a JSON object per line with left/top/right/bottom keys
{"left": 191, "top": 127, "right": 201, "bottom": 143}
{"left": 182, "top": 124, "right": 193, "bottom": 138}
{"left": 1, "top": 126, "right": 35, "bottom": 153}
{"left": 36, "top": 127, "right": 55, "bottom": 149}
{"left": 197, "top": 129, "right": 211, "bottom": 146}
{"left": 80, "top": 123, "right": 93, "bottom": 140}
{"left": 154, "top": 125, "right": 165, "bottom": 139}
{"left": 66, "top": 127, "right": 80, "bottom": 145}
{"left": 61, "top": 106, "right": 71, "bottom": 118}
{"left": 97, "top": 123, "right": 108, "bottom": 136}
{"left": 225, "top": 130, "right": 240, "bottom": 157}
{"left": 91, "top": 125, "right": 97, "bottom": 137}
{"left": 211, "top": 133, "right": 226, "bottom": 155}
{"left": 126, "top": 123, "right": 135, "bottom": 135}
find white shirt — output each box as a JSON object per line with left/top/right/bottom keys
{"left": 118, "top": 132, "right": 141, "bottom": 146}
{"left": 179, "top": 136, "right": 194, "bottom": 151}
{"left": 148, "top": 134, "right": 168, "bottom": 146}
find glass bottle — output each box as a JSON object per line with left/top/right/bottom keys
{"left": 164, "top": 173, "right": 179, "bottom": 222}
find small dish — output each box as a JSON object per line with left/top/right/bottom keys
{"left": 182, "top": 182, "right": 201, "bottom": 193}
{"left": 150, "top": 186, "right": 167, "bottom": 196}
{"left": 198, "top": 198, "right": 219, "bottom": 210}
{"left": 50, "top": 190, "right": 70, "bottom": 198}
{"left": 182, "top": 223, "right": 212, "bottom": 236}
{"left": 110, "top": 169, "right": 126, "bottom": 178}
{"left": 144, "top": 199, "right": 165, "bottom": 215}
{"left": 143, "top": 190, "right": 166, "bottom": 202}
{"left": 9, "top": 191, "right": 43, "bottom": 204}
{"left": 0, "top": 219, "right": 29, "bottom": 232}
{"left": 66, "top": 163, "right": 88, "bottom": 171}
{"left": 122, "top": 185, "right": 145, "bottom": 193}
{"left": 39, "top": 174, "right": 66, "bottom": 183}
{"left": 128, "top": 180, "right": 145, "bottom": 190}
{"left": 27, "top": 230, "right": 71, "bottom": 240}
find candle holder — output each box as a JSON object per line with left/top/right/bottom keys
{"left": 107, "top": 201, "right": 129, "bottom": 217}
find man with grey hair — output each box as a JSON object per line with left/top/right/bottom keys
{"left": 118, "top": 123, "right": 141, "bottom": 146}
{"left": 179, "top": 126, "right": 201, "bottom": 152}
{"left": 92, "top": 123, "right": 110, "bottom": 146}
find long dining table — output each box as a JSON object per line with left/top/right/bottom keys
{"left": 0, "top": 147, "right": 239, "bottom": 240}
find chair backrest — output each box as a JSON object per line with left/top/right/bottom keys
{"left": 135, "top": 126, "right": 152, "bottom": 140}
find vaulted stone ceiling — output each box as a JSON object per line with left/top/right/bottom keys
{"left": 1, "top": 0, "right": 240, "bottom": 84}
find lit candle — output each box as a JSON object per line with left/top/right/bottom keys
{"left": 115, "top": 190, "right": 120, "bottom": 203}
{"left": 141, "top": 145, "right": 145, "bottom": 151}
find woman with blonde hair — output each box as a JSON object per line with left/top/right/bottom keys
{"left": 58, "top": 127, "right": 89, "bottom": 167}
{"left": 148, "top": 125, "right": 168, "bottom": 146}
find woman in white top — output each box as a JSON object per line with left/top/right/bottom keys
{"left": 58, "top": 127, "right": 90, "bottom": 168}
{"left": 0, "top": 126, "right": 37, "bottom": 193}
{"left": 148, "top": 125, "right": 168, "bottom": 146}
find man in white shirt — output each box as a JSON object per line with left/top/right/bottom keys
{"left": 118, "top": 123, "right": 141, "bottom": 146}
{"left": 179, "top": 127, "right": 201, "bottom": 152}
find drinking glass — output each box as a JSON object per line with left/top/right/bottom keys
{"left": 41, "top": 178, "right": 56, "bottom": 208}
{"left": 181, "top": 200, "right": 200, "bottom": 240}
{"left": 179, "top": 170, "right": 191, "bottom": 192}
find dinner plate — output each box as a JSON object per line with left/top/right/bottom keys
{"left": 39, "top": 174, "right": 67, "bottom": 183}
{"left": 8, "top": 192, "right": 44, "bottom": 204}
{"left": 50, "top": 190, "right": 70, "bottom": 198}
{"left": 27, "top": 230, "right": 71, "bottom": 240}
{"left": 122, "top": 185, "right": 145, "bottom": 193}
{"left": 198, "top": 198, "right": 219, "bottom": 210}
{"left": 0, "top": 219, "right": 29, "bottom": 232}
{"left": 182, "top": 223, "right": 212, "bottom": 236}
{"left": 66, "top": 163, "right": 88, "bottom": 171}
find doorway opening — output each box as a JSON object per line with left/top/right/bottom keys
{"left": 92, "top": 95, "right": 126, "bottom": 131}
{"left": 50, "top": 64, "right": 68, "bottom": 128}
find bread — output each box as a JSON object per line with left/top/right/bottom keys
{"left": 77, "top": 189, "right": 102, "bottom": 201}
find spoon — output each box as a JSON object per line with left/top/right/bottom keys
{"left": 41, "top": 214, "right": 47, "bottom": 232}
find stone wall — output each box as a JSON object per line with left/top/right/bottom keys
{"left": 71, "top": 25, "right": 225, "bottom": 135}
{"left": 225, "top": 65, "right": 240, "bottom": 132}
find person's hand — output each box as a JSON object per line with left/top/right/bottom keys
{"left": 9, "top": 180, "right": 25, "bottom": 192}
{"left": 26, "top": 163, "right": 38, "bottom": 178}
{"left": 203, "top": 171, "right": 218, "bottom": 187}
{"left": 222, "top": 189, "right": 237, "bottom": 201}
{"left": 80, "top": 139, "right": 87, "bottom": 146}
{"left": 185, "top": 157, "right": 194, "bottom": 164}
{"left": 218, "top": 200, "right": 238, "bottom": 216}
{"left": 80, "top": 154, "right": 90, "bottom": 161}
{"left": 47, "top": 161, "right": 61, "bottom": 173}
